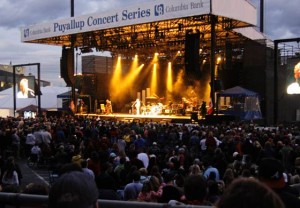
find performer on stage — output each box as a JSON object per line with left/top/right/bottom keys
{"left": 200, "top": 101, "right": 207, "bottom": 118}
{"left": 77, "top": 99, "right": 85, "bottom": 114}
{"left": 132, "top": 98, "right": 141, "bottom": 115}
{"left": 181, "top": 97, "right": 188, "bottom": 116}
{"left": 105, "top": 99, "right": 113, "bottom": 114}
{"left": 69, "top": 100, "right": 76, "bottom": 114}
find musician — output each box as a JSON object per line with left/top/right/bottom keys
{"left": 200, "top": 101, "right": 207, "bottom": 118}
{"left": 105, "top": 99, "right": 112, "bottom": 114}
{"left": 181, "top": 97, "right": 188, "bottom": 116}
{"left": 287, "top": 62, "right": 300, "bottom": 94}
{"left": 17, "top": 78, "right": 35, "bottom": 98}
{"left": 77, "top": 99, "right": 85, "bottom": 113}
{"left": 69, "top": 100, "right": 76, "bottom": 114}
{"left": 132, "top": 98, "right": 141, "bottom": 115}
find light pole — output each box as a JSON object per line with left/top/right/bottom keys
{"left": 260, "top": 0, "right": 264, "bottom": 33}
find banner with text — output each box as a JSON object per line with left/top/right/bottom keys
{"left": 21, "top": 0, "right": 210, "bottom": 42}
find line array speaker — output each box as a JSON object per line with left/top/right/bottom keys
{"left": 60, "top": 47, "right": 74, "bottom": 86}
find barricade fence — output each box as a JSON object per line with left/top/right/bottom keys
{"left": 0, "top": 192, "right": 212, "bottom": 208}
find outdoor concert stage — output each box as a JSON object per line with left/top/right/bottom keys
{"left": 75, "top": 112, "right": 198, "bottom": 124}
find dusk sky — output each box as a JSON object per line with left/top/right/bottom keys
{"left": 0, "top": 0, "right": 299, "bottom": 86}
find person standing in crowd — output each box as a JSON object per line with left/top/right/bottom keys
{"left": 2, "top": 156, "right": 22, "bottom": 186}
{"left": 1, "top": 162, "right": 19, "bottom": 188}
{"left": 11, "top": 129, "right": 20, "bottom": 159}
{"left": 258, "top": 157, "right": 300, "bottom": 208}
{"left": 25, "top": 128, "right": 36, "bottom": 158}
{"left": 123, "top": 170, "right": 143, "bottom": 201}
{"left": 202, "top": 156, "right": 220, "bottom": 182}
{"left": 29, "top": 143, "right": 41, "bottom": 166}
{"left": 81, "top": 160, "right": 95, "bottom": 180}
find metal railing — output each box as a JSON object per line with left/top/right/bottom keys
{"left": 0, "top": 192, "right": 212, "bottom": 208}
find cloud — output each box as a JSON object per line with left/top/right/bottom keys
{"left": 0, "top": 0, "right": 69, "bottom": 28}
{"left": 264, "top": 0, "right": 300, "bottom": 39}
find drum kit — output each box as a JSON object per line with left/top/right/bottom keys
{"left": 132, "top": 96, "right": 198, "bottom": 116}
{"left": 140, "top": 102, "right": 163, "bottom": 115}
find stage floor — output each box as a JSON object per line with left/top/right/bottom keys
{"left": 75, "top": 112, "right": 199, "bottom": 123}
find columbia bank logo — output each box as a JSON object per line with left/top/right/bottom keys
{"left": 24, "top": 28, "right": 29, "bottom": 38}
{"left": 154, "top": 4, "right": 164, "bottom": 16}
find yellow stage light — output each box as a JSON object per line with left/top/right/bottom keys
{"left": 151, "top": 64, "right": 157, "bottom": 94}
{"left": 166, "top": 62, "right": 173, "bottom": 101}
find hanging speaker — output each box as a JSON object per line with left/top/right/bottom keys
{"left": 60, "top": 47, "right": 74, "bottom": 87}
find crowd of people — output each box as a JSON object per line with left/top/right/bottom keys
{"left": 0, "top": 115, "right": 300, "bottom": 207}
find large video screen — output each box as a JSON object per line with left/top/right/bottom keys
{"left": 17, "top": 75, "right": 35, "bottom": 98}
{"left": 287, "top": 60, "right": 300, "bottom": 94}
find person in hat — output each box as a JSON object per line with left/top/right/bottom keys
{"left": 72, "top": 155, "right": 83, "bottom": 168}
{"left": 258, "top": 157, "right": 300, "bottom": 208}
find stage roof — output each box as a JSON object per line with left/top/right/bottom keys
{"left": 21, "top": 0, "right": 260, "bottom": 56}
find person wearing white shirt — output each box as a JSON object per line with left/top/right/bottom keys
{"left": 25, "top": 129, "right": 36, "bottom": 157}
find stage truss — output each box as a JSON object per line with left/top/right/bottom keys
{"left": 26, "top": 14, "right": 252, "bottom": 60}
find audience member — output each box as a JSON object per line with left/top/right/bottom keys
{"left": 81, "top": 159, "right": 95, "bottom": 180}
{"left": 216, "top": 178, "right": 285, "bottom": 208}
{"left": 258, "top": 157, "right": 300, "bottom": 208}
{"left": 182, "top": 175, "right": 210, "bottom": 205}
{"left": 1, "top": 162, "right": 19, "bottom": 188}
{"left": 48, "top": 171, "right": 99, "bottom": 208}
{"left": 123, "top": 170, "right": 143, "bottom": 201}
